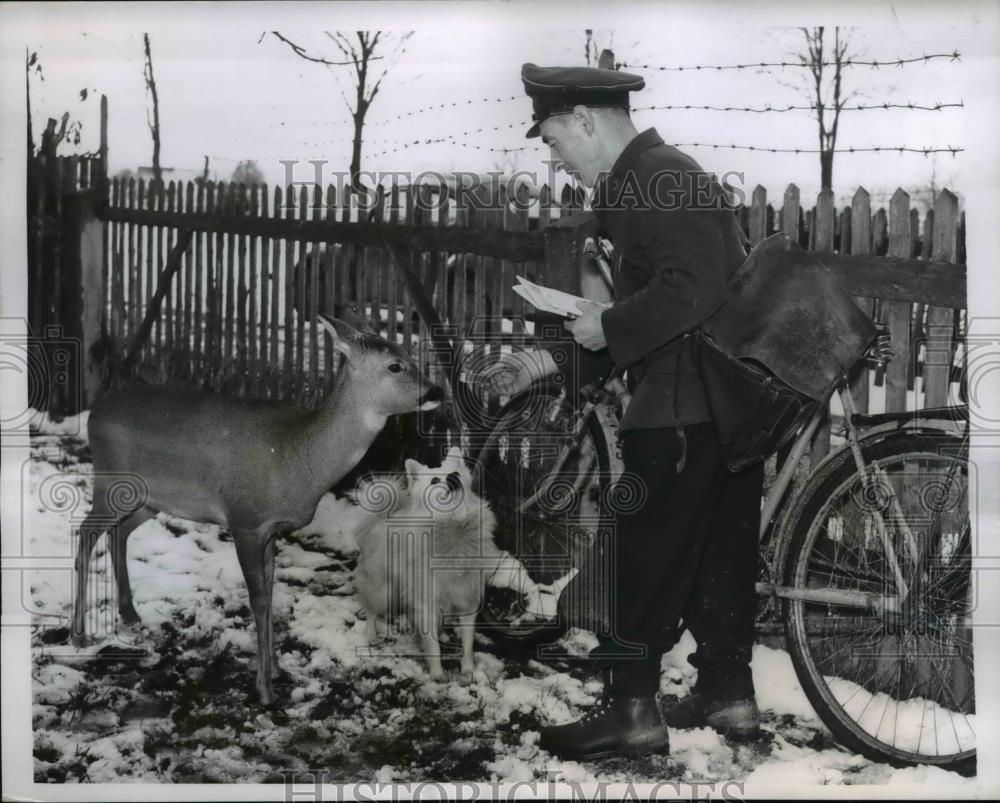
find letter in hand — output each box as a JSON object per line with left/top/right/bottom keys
{"left": 563, "top": 300, "right": 608, "bottom": 351}
{"left": 478, "top": 349, "right": 558, "bottom": 397}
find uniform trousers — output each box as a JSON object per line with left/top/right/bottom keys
{"left": 596, "top": 422, "right": 764, "bottom": 700}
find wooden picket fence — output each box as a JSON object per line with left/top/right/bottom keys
{"left": 97, "top": 177, "right": 595, "bottom": 405}
{"left": 26, "top": 140, "right": 967, "bottom": 471}
{"left": 733, "top": 183, "right": 966, "bottom": 465}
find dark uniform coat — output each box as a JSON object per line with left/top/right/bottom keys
{"left": 593, "top": 128, "right": 747, "bottom": 431}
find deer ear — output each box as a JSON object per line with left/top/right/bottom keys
{"left": 318, "top": 312, "right": 360, "bottom": 342}
{"left": 318, "top": 313, "right": 357, "bottom": 359}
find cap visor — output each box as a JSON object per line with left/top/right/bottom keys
{"left": 526, "top": 121, "right": 541, "bottom": 139}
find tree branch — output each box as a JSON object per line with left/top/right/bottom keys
{"left": 272, "top": 31, "right": 377, "bottom": 66}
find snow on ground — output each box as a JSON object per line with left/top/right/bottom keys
{"left": 22, "top": 412, "right": 976, "bottom": 785}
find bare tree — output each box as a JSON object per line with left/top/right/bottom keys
{"left": 791, "top": 27, "right": 859, "bottom": 191}
{"left": 270, "top": 31, "right": 413, "bottom": 191}
{"left": 231, "top": 159, "right": 265, "bottom": 185}
{"left": 26, "top": 49, "right": 37, "bottom": 155}
{"left": 143, "top": 33, "right": 163, "bottom": 191}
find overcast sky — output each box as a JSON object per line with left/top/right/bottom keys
{"left": 12, "top": 3, "right": 996, "bottom": 209}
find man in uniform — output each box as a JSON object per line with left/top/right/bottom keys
{"left": 515, "top": 63, "right": 766, "bottom": 761}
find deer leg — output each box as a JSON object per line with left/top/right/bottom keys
{"left": 234, "top": 530, "right": 276, "bottom": 705}
{"left": 109, "top": 506, "right": 155, "bottom": 627}
{"left": 458, "top": 611, "right": 477, "bottom": 675}
{"left": 263, "top": 533, "right": 282, "bottom": 680}
{"left": 71, "top": 509, "right": 110, "bottom": 646}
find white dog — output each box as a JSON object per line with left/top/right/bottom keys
{"left": 353, "top": 447, "right": 533, "bottom": 676}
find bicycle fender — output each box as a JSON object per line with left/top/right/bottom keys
{"left": 591, "top": 403, "right": 625, "bottom": 484}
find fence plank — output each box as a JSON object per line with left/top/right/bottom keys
{"left": 386, "top": 183, "right": 401, "bottom": 344}
{"left": 749, "top": 185, "right": 767, "bottom": 244}
{"left": 236, "top": 184, "right": 249, "bottom": 391}
{"left": 885, "top": 189, "right": 913, "bottom": 413}
{"left": 125, "top": 178, "right": 137, "bottom": 344}
{"left": 872, "top": 208, "right": 888, "bottom": 256}
{"left": 402, "top": 186, "right": 415, "bottom": 352}
{"left": 848, "top": 187, "right": 873, "bottom": 414}
{"left": 810, "top": 189, "right": 834, "bottom": 469}
{"left": 183, "top": 181, "right": 195, "bottom": 379}
{"left": 30, "top": 159, "right": 47, "bottom": 334}
{"left": 135, "top": 179, "right": 147, "bottom": 364}
{"left": 838, "top": 207, "right": 851, "bottom": 256}
{"left": 308, "top": 185, "right": 322, "bottom": 403}
{"left": 924, "top": 190, "right": 958, "bottom": 407}
{"left": 780, "top": 183, "right": 799, "bottom": 242}
{"left": 194, "top": 180, "right": 205, "bottom": 373}
{"left": 323, "top": 184, "right": 337, "bottom": 394}
{"left": 248, "top": 184, "right": 260, "bottom": 395}
{"left": 270, "top": 185, "right": 282, "bottom": 396}
{"left": 453, "top": 191, "right": 469, "bottom": 344}
{"left": 283, "top": 185, "right": 297, "bottom": 398}
{"left": 510, "top": 183, "right": 531, "bottom": 341}
{"left": 203, "top": 183, "right": 216, "bottom": 386}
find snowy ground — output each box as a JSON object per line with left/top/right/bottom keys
{"left": 21, "top": 410, "right": 975, "bottom": 787}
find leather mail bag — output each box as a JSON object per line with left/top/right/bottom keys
{"left": 695, "top": 233, "right": 879, "bottom": 472}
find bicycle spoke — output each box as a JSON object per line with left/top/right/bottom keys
{"left": 787, "top": 436, "right": 973, "bottom": 766}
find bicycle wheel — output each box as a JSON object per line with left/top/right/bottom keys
{"left": 472, "top": 382, "right": 616, "bottom": 650}
{"left": 782, "top": 432, "right": 974, "bottom": 771}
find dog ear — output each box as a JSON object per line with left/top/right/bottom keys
{"left": 444, "top": 446, "right": 464, "bottom": 468}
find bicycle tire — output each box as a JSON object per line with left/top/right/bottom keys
{"left": 782, "top": 432, "right": 975, "bottom": 771}
{"left": 473, "top": 383, "right": 616, "bottom": 651}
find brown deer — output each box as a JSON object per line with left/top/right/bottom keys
{"left": 71, "top": 315, "right": 443, "bottom": 704}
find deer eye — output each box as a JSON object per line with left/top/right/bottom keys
{"left": 388, "top": 363, "right": 404, "bottom": 373}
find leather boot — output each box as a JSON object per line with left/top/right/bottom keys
{"left": 539, "top": 694, "right": 670, "bottom": 761}
{"left": 659, "top": 692, "right": 760, "bottom": 739}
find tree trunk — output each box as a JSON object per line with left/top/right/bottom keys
{"left": 820, "top": 149, "right": 834, "bottom": 191}
{"left": 143, "top": 34, "right": 162, "bottom": 191}
{"left": 26, "top": 58, "right": 34, "bottom": 156}
{"left": 350, "top": 116, "right": 363, "bottom": 190}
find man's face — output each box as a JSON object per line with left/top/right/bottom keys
{"left": 540, "top": 109, "right": 602, "bottom": 188}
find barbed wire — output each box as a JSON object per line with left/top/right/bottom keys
{"left": 633, "top": 100, "right": 964, "bottom": 113}
{"left": 618, "top": 52, "right": 961, "bottom": 71}
{"left": 367, "top": 95, "right": 522, "bottom": 127}
{"left": 670, "top": 143, "right": 962, "bottom": 156}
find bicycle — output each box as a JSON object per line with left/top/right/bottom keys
{"left": 377, "top": 235, "right": 974, "bottom": 770}
{"left": 469, "top": 337, "right": 974, "bottom": 772}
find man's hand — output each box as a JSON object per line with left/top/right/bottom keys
{"left": 478, "top": 349, "right": 557, "bottom": 397}
{"left": 563, "top": 300, "right": 608, "bottom": 351}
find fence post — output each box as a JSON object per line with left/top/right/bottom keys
{"left": 780, "top": 183, "right": 799, "bottom": 242}
{"left": 749, "top": 185, "right": 767, "bottom": 245}
{"left": 78, "top": 197, "right": 105, "bottom": 408}
{"left": 885, "top": 189, "right": 912, "bottom": 412}
{"left": 809, "top": 189, "right": 835, "bottom": 469}
{"left": 849, "top": 187, "right": 873, "bottom": 414}
{"left": 543, "top": 211, "right": 598, "bottom": 298}
{"left": 924, "top": 190, "right": 958, "bottom": 408}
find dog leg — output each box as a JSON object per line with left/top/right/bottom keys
{"left": 366, "top": 613, "right": 380, "bottom": 646}
{"left": 419, "top": 608, "right": 444, "bottom": 678}
{"left": 458, "top": 611, "right": 477, "bottom": 675}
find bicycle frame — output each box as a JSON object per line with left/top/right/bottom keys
{"left": 517, "top": 367, "right": 966, "bottom": 619}
{"left": 755, "top": 380, "right": 967, "bottom": 616}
